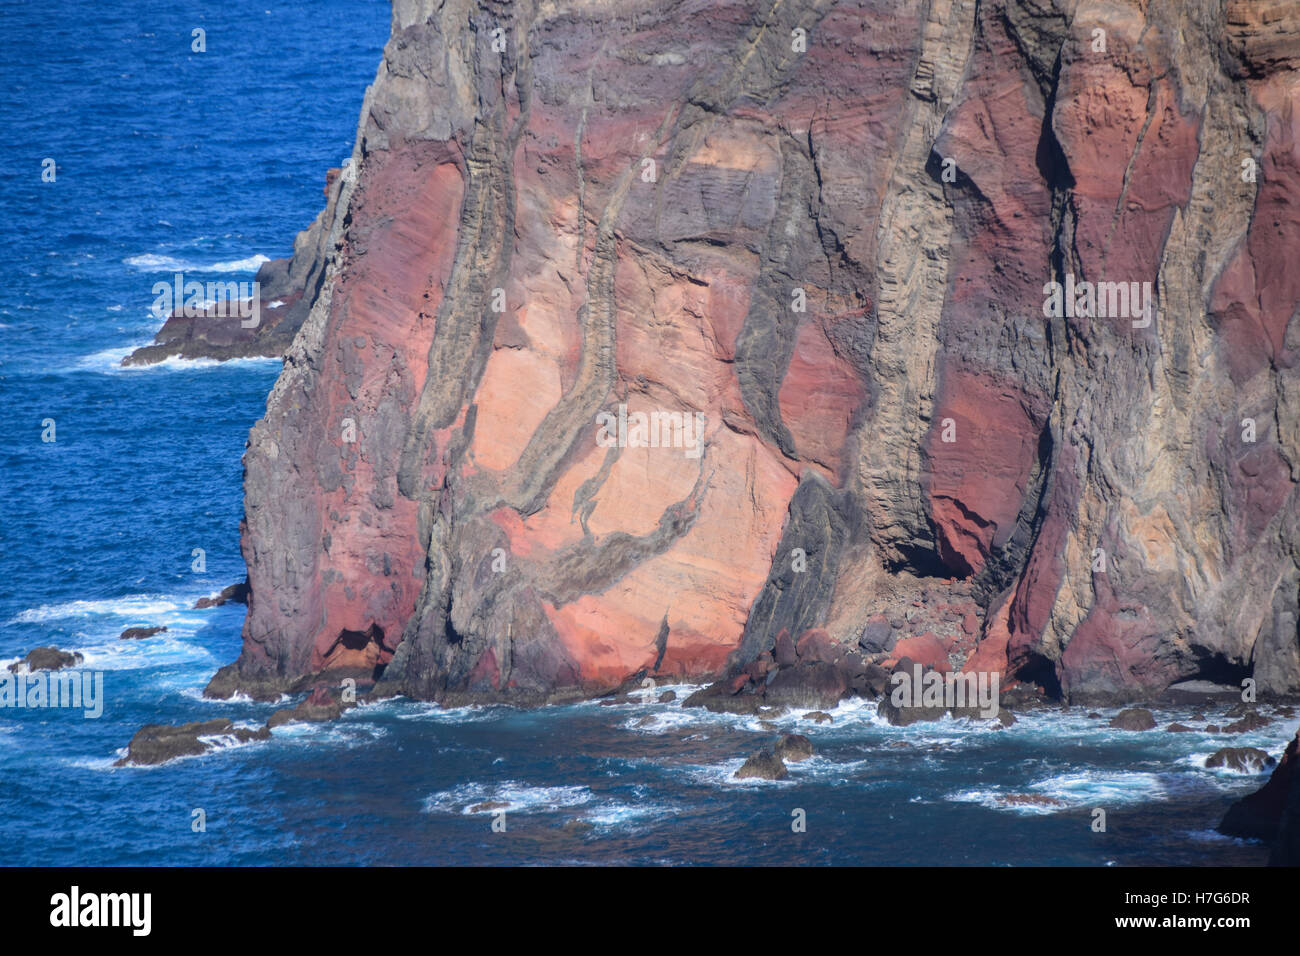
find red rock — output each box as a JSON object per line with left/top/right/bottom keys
{"left": 892, "top": 634, "right": 951, "bottom": 674}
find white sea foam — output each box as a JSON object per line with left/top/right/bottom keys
{"left": 76, "top": 344, "right": 281, "bottom": 374}
{"left": 422, "top": 781, "right": 593, "bottom": 815}
{"left": 946, "top": 768, "right": 1216, "bottom": 816}
{"left": 124, "top": 253, "right": 270, "bottom": 273}
{"left": 582, "top": 800, "right": 680, "bottom": 827}
{"left": 11, "top": 594, "right": 190, "bottom": 624}
{"left": 389, "top": 700, "right": 512, "bottom": 723}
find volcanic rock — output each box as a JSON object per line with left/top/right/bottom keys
{"left": 8, "top": 647, "right": 83, "bottom": 673}
{"left": 734, "top": 750, "right": 788, "bottom": 781}
{"left": 1109, "top": 709, "right": 1157, "bottom": 731}
{"left": 1206, "top": 747, "right": 1278, "bottom": 773}
{"left": 773, "top": 733, "right": 814, "bottom": 763}
{"left": 193, "top": 581, "right": 249, "bottom": 609}
{"left": 1220, "top": 726, "right": 1299, "bottom": 861}
{"left": 116, "top": 719, "right": 270, "bottom": 767}
{"left": 186, "top": 0, "right": 1300, "bottom": 711}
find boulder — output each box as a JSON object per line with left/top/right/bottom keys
{"left": 773, "top": 733, "right": 814, "bottom": 763}
{"left": 764, "top": 662, "right": 848, "bottom": 710}
{"left": 891, "top": 634, "right": 951, "bottom": 673}
{"left": 1206, "top": 747, "right": 1277, "bottom": 773}
{"left": 1109, "top": 708, "right": 1156, "bottom": 731}
{"left": 734, "top": 749, "right": 787, "bottom": 781}
{"left": 8, "top": 647, "right": 83, "bottom": 673}
{"left": 858, "top": 617, "right": 895, "bottom": 654}
{"left": 120, "top": 626, "right": 167, "bottom": 640}
{"left": 877, "top": 694, "right": 947, "bottom": 726}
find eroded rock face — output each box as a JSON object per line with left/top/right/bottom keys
{"left": 208, "top": 0, "right": 1300, "bottom": 706}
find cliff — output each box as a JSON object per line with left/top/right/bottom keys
{"left": 202, "top": 0, "right": 1300, "bottom": 707}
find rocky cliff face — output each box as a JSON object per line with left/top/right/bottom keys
{"left": 206, "top": 0, "right": 1300, "bottom": 706}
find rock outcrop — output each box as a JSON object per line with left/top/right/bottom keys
{"left": 115, "top": 719, "right": 271, "bottom": 767}
{"left": 202, "top": 0, "right": 1300, "bottom": 708}
{"left": 120, "top": 626, "right": 167, "bottom": 640}
{"left": 124, "top": 170, "right": 350, "bottom": 366}
{"left": 8, "top": 647, "right": 83, "bottom": 672}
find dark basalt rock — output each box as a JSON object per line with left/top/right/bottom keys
{"left": 773, "top": 733, "right": 814, "bottom": 763}
{"left": 266, "top": 687, "right": 352, "bottom": 729}
{"left": 1223, "top": 712, "right": 1271, "bottom": 734}
{"left": 734, "top": 749, "right": 787, "bottom": 781}
{"left": 1109, "top": 708, "right": 1156, "bottom": 731}
{"left": 193, "top": 581, "right": 249, "bottom": 609}
{"left": 763, "top": 662, "right": 849, "bottom": 711}
{"left": 877, "top": 695, "right": 948, "bottom": 727}
{"left": 115, "top": 719, "right": 270, "bottom": 767}
{"left": 1206, "top": 747, "right": 1277, "bottom": 773}
{"left": 1219, "top": 727, "right": 1299, "bottom": 860}
{"left": 1166, "top": 722, "right": 1195, "bottom": 732}
{"left": 8, "top": 647, "right": 83, "bottom": 673}
{"left": 857, "top": 617, "right": 895, "bottom": 655}
{"left": 120, "top": 626, "right": 167, "bottom": 640}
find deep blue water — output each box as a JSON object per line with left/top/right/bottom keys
{"left": 0, "top": 0, "right": 1291, "bottom": 866}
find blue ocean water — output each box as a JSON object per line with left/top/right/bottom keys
{"left": 0, "top": 0, "right": 1290, "bottom": 866}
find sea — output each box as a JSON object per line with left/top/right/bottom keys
{"left": 0, "top": 0, "right": 1291, "bottom": 866}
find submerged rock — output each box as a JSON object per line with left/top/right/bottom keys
{"left": 1223, "top": 712, "right": 1271, "bottom": 734}
{"left": 1001, "top": 793, "right": 1066, "bottom": 808}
